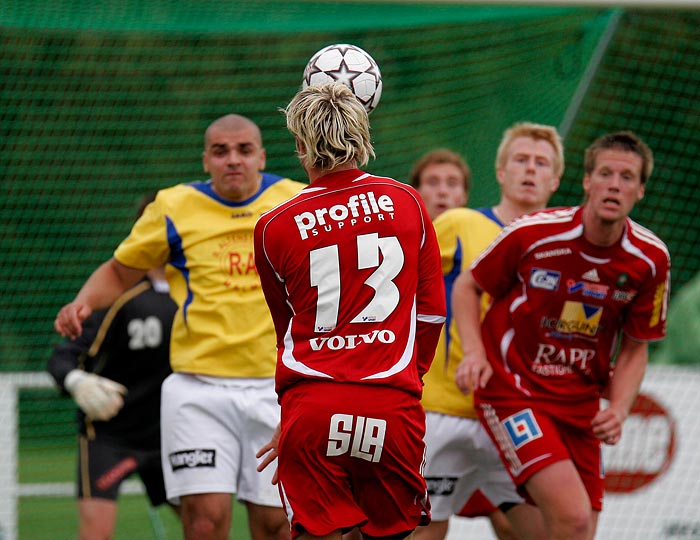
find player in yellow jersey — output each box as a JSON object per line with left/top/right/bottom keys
{"left": 414, "top": 123, "right": 564, "bottom": 540}
{"left": 55, "top": 114, "right": 306, "bottom": 540}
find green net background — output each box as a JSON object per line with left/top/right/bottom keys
{"left": 1, "top": 3, "right": 699, "bottom": 538}
{"left": 1, "top": 3, "right": 698, "bottom": 374}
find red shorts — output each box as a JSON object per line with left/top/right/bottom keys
{"left": 458, "top": 489, "right": 497, "bottom": 518}
{"left": 478, "top": 401, "right": 603, "bottom": 511}
{"left": 278, "top": 382, "right": 431, "bottom": 539}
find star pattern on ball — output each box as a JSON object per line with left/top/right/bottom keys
{"left": 302, "top": 43, "right": 383, "bottom": 113}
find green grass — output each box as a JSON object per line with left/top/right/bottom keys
{"left": 20, "top": 495, "right": 186, "bottom": 540}
{"left": 19, "top": 444, "right": 253, "bottom": 540}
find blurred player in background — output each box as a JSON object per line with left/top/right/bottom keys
{"left": 254, "top": 81, "right": 446, "bottom": 540}
{"left": 453, "top": 131, "right": 670, "bottom": 540}
{"left": 48, "top": 193, "right": 180, "bottom": 540}
{"left": 409, "top": 148, "right": 470, "bottom": 220}
{"left": 54, "top": 114, "right": 305, "bottom": 540}
{"left": 415, "top": 122, "right": 564, "bottom": 540}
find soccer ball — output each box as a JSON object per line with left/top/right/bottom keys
{"left": 302, "top": 43, "right": 383, "bottom": 114}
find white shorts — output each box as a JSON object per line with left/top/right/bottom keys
{"left": 423, "top": 412, "right": 523, "bottom": 520}
{"left": 161, "top": 372, "right": 282, "bottom": 507}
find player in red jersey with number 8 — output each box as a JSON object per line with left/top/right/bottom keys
{"left": 254, "top": 81, "right": 446, "bottom": 540}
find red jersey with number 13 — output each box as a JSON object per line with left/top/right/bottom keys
{"left": 254, "top": 169, "right": 446, "bottom": 399}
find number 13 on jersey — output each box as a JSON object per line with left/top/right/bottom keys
{"left": 310, "top": 232, "right": 403, "bottom": 332}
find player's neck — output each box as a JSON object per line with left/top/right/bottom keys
{"left": 582, "top": 207, "right": 625, "bottom": 247}
{"left": 493, "top": 201, "right": 543, "bottom": 225}
{"left": 307, "top": 162, "right": 357, "bottom": 184}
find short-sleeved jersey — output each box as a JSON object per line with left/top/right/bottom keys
{"left": 114, "top": 173, "right": 305, "bottom": 377}
{"left": 472, "top": 206, "right": 670, "bottom": 422}
{"left": 422, "top": 207, "right": 503, "bottom": 419}
{"left": 47, "top": 278, "right": 176, "bottom": 446}
{"left": 254, "top": 169, "right": 446, "bottom": 399}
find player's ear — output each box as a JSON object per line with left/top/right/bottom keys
{"left": 202, "top": 152, "right": 209, "bottom": 173}
{"left": 637, "top": 183, "right": 645, "bottom": 201}
{"left": 582, "top": 173, "right": 591, "bottom": 194}
{"left": 495, "top": 167, "right": 506, "bottom": 187}
{"left": 550, "top": 175, "right": 561, "bottom": 193}
{"left": 259, "top": 148, "right": 267, "bottom": 172}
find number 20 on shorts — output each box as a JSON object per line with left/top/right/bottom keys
{"left": 327, "top": 413, "right": 386, "bottom": 462}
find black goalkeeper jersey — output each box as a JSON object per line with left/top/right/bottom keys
{"left": 47, "top": 278, "right": 177, "bottom": 447}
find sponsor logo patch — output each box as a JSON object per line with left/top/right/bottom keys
{"left": 532, "top": 342, "right": 596, "bottom": 375}
{"left": 534, "top": 248, "right": 572, "bottom": 260}
{"left": 582, "top": 268, "right": 600, "bottom": 282}
{"left": 567, "top": 279, "right": 609, "bottom": 299}
{"left": 294, "top": 191, "right": 395, "bottom": 240}
{"left": 616, "top": 273, "right": 629, "bottom": 287}
{"left": 169, "top": 449, "right": 216, "bottom": 471}
{"left": 613, "top": 289, "right": 636, "bottom": 303}
{"left": 502, "top": 409, "right": 542, "bottom": 449}
{"left": 310, "top": 329, "right": 395, "bottom": 350}
{"left": 529, "top": 268, "right": 560, "bottom": 291}
{"left": 541, "top": 301, "right": 603, "bottom": 338}
{"left": 425, "top": 476, "right": 458, "bottom": 496}
{"left": 650, "top": 282, "right": 666, "bottom": 327}
{"left": 96, "top": 457, "right": 138, "bottom": 491}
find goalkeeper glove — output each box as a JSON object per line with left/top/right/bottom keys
{"left": 64, "top": 369, "right": 127, "bottom": 421}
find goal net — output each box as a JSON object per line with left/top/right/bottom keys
{"left": 1, "top": 2, "right": 699, "bottom": 539}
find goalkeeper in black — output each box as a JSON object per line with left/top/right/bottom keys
{"left": 47, "top": 195, "right": 180, "bottom": 539}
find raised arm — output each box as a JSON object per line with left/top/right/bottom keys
{"left": 54, "top": 258, "right": 146, "bottom": 339}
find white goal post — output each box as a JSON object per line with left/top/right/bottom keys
{"left": 0, "top": 372, "right": 146, "bottom": 540}
{"left": 0, "top": 372, "right": 53, "bottom": 540}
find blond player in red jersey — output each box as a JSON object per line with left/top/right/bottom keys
{"left": 453, "top": 131, "right": 670, "bottom": 540}
{"left": 255, "top": 82, "right": 445, "bottom": 540}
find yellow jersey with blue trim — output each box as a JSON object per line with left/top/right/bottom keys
{"left": 114, "top": 173, "right": 306, "bottom": 377}
{"left": 421, "top": 207, "right": 503, "bottom": 419}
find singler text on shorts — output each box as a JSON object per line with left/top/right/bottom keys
{"left": 169, "top": 449, "right": 216, "bottom": 471}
